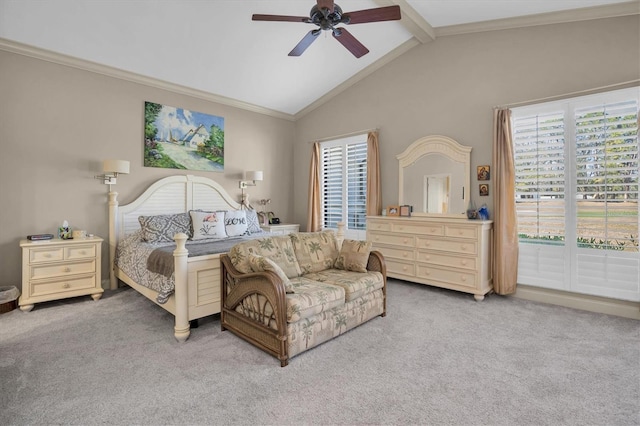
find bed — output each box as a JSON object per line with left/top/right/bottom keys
{"left": 108, "top": 174, "right": 258, "bottom": 342}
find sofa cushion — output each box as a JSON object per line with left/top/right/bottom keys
{"left": 248, "top": 254, "right": 293, "bottom": 293}
{"left": 229, "top": 235, "right": 301, "bottom": 278}
{"left": 290, "top": 231, "right": 339, "bottom": 275}
{"left": 286, "top": 277, "right": 345, "bottom": 323}
{"left": 334, "top": 239, "right": 373, "bottom": 273}
{"left": 302, "top": 269, "right": 384, "bottom": 302}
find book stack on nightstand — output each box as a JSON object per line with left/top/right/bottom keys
{"left": 19, "top": 236, "right": 104, "bottom": 311}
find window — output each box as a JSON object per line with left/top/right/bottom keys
{"left": 320, "top": 134, "right": 368, "bottom": 239}
{"left": 512, "top": 87, "right": 639, "bottom": 301}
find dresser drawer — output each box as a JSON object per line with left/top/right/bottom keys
{"left": 417, "top": 250, "right": 477, "bottom": 270}
{"left": 368, "top": 221, "right": 391, "bottom": 232}
{"left": 386, "top": 259, "right": 415, "bottom": 277}
{"left": 392, "top": 222, "right": 443, "bottom": 236}
{"left": 30, "top": 275, "right": 96, "bottom": 297}
{"left": 416, "top": 237, "right": 477, "bottom": 255}
{"left": 416, "top": 264, "right": 477, "bottom": 288}
{"left": 30, "top": 260, "right": 96, "bottom": 280}
{"left": 65, "top": 244, "right": 96, "bottom": 260}
{"left": 377, "top": 245, "right": 415, "bottom": 262}
{"left": 29, "top": 247, "right": 65, "bottom": 263}
{"left": 370, "top": 232, "right": 415, "bottom": 247}
{"left": 445, "top": 225, "right": 477, "bottom": 239}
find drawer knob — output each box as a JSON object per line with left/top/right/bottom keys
{"left": 461, "top": 245, "right": 467, "bottom": 251}
{"left": 63, "top": 267, "right": 71, "bottom": 273}
{"left": 461, "top": 276, "right": 466, "bottom": 282}
{"left": 63, "top": 283, "right": 70, "bottom": 288}
{"left": 44, "top": 253, "right": 52, "bottom": 258}
{"left": 461, "top": 260, "right": 468, "bottom": 266}
{"left": 403, "top": 239, "right": 408, "bottom": 244}
{"left": 402, "top": 252, "right": 408, "bottom": 258}
{"left": 424, "top": 255, "right": 431, "bottom": 261}
{"left": 80, "top": 250, "right": 87, "bottom": 255}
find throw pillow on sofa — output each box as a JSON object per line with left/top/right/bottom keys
{"left": 291, "top": 230, "right": 339, "bottom": 274}
{"left": 334, "top": 239, "right": 372, "bottom": 273}
{"left": 248, "top": 253, "right": 293, "bottom": 293}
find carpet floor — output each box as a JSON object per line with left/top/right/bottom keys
{"left": 1, "top": 279, "right": 638, "bottom": 425}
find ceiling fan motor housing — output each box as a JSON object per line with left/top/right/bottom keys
{"left": 310, "top": 3, "right": 346, "bottom": 30}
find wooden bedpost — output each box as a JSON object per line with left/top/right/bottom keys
{"left": 336, "top": 222, "right": 345, "bottom": 250}
{"left": 173, "top": 232, "right": 190, "bottom": 342}
{"left": 108, "top": 191, "right": 119, "bottom": 290}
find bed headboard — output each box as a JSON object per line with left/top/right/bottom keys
{"left": 108, "top": 174, "right": 240, "bottom": 288}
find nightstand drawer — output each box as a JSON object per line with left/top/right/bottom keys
{"left": 30, "top": 275, "right": 96, "bottom": 297}
{"left": 30, "top": 247, "right": 65, "bottom": 263}
{"left": 30, "top": 260, "right": 96, "bottom": 280}
{"left": 65, "top": 244, "right": 96, "bottom": 260}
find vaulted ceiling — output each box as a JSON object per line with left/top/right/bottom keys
{"left": 1, "top": 0, "right": 637, "bottom": 119}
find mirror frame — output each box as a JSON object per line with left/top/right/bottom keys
{"left": 397, "top": 135, "right": 472, "bottom": 218}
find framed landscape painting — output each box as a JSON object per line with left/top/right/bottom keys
{"left": 144, "top": 101, "right": 224, "bottom": 171}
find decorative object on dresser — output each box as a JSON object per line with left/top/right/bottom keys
{"left": 260, "top": 223, "right": 300, "bottom": 235}
{"left": 367, "top": 215, "right": 493, "bottom": 301}
{"left": 19, "top": 236, "right": 104, "bottom": 311}
{"left": 387, "top": 205, "right": 400, "bottom": 216}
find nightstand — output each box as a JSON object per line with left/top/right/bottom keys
{"left": 260, "top": 223, "right": 300, "bottom": 235}
{"left": 19, "top": 236, "right": 104, "bottom": 312}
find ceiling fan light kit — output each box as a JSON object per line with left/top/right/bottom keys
{"left": 252, "top": 1, "right": 401, "bottom": 58}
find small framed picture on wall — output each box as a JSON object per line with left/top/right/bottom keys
{"left": 479, "top": 184, "right": 489, "bottom": 196}
{"left": 477, "top": 165, "right": 490, "bottom": 181}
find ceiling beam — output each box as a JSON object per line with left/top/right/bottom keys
{"left": 373, "top": 0, "right": 436, "bottom": 43}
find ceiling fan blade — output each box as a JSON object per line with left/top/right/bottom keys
{"left": 252, "top": 14, "right": 309, "bottom": 23}
{"left": 316, "top": 0, "right": 334, "bottom": 13}
{"left": 332, "top": 27, "right": 369, "bottom": 58}
{"left": 289, "top": 30, "right": 321, "bottom": 56}
{"left": 343, "top": 5, "right": 401, "bottom": 24}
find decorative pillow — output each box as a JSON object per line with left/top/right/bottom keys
{"left": 224, "top": 210, "right": 248, "bottom": 237}
{"left": 248, "top": 253, "right": 293, "bottom": 293}
{"left": 290, "top": 230, "right": 339, "bottom": 274}
{"left": 189, "top": 210, "right": 227, "bottom": 240}
{"left": 334, "top": 239, "right": 372, "bottom": 273}
{"left": 245, "top": 209, "right": 262, "bottom": 234}
{"left": 229, "top": 236, "right": 301, "bottom": 278}
{"left": 138, "top": 213, "right": 191, "bottom": 243}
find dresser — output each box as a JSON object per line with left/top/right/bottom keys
{"left": 367, "top": 216, "right": 493, "bottom": 300}
{"left": 260, "top": 223, "right": 300, "bottom": 235}
{"left": 19, "top": 237, "right": 104, "bottom": 311}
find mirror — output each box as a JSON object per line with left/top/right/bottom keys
{"left": 397, "top": 135, "right": 471, "bottom": 217}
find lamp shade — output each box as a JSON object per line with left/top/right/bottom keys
{"left": 103, "top": 159, "right": 130, "bottom": 174}
{"left": 245, "top": 171, "right": 263, "bottom": 181}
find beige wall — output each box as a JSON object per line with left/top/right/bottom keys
{"left": 292, "top": 16, "right": 640, "bottom": 229}
{"left": 0, "top": 50, "right": 295, "bottom": 288}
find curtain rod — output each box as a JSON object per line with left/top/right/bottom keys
{"left": 309, "top": 128, "right": 378, "bottom": 144}
{"left": 494, "top": 80, "right": 640, "bottom": 110}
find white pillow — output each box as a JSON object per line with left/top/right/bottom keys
{"left": 224, "top": 210, "right": 248, "bottom": 237}
{"left": 189, "top": 210, "right": 227, "bottom": 240}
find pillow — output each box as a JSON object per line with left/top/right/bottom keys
{"left": 189, "top": 210, "right": 227, "bottom": 240}
{"left": 224, "top": 210, "right": 248, "bottom": 237}
{"left": 334, "top": 239, "right": 373, "bottom": 273}
{"left": 245, "top": 209, "right": 262, "bottom": 234}
{"left": 248, "top": 253, "right": 293, "bottom": 293}
{"left": 138, "top": 213, "right": 191, "bottom": 243}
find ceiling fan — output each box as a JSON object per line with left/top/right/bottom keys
{"left": 252, "top": 0, "right": 401, "bottom": 58}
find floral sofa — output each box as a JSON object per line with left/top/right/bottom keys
{"left": 220, "top": 230, "right": 386, "bottom": 366}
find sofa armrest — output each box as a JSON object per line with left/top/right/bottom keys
{"left": 367, "top": 250, "right": 387, "bottom": 317}
{"left": 220, "top": 254, "right": 290, "bottom": 365}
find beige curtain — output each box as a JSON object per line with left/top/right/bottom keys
{"left": 366, "top": 131, "right": 382, "bottom": 216}
{"left": 307, "top": 142, "right": 322, "bottom": 232}
{"left": 492, "top": 109, "right": 519, "bottom": 295}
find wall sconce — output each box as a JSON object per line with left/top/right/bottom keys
{"left": 96, "top": 159, "right": 130, "bottom": 187}
{"left": 239, "top": 170, "right": 263, "bottom": 207}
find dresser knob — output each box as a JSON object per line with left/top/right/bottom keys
{"left": 425, "top": 255, "right": 430, "bottom": 261}
{"left": 403, "top": 239, "right": 408, "bottom": 244}
{"left": 44, "top": 253, "right": 51, "bottom": 258}
{"left": 402, "top": 252, "right": 408, "bottom": 258}
{"left": 63, "top": 283, "right": 70, "bottom": 288}
{"left": 461, "top": 276, "right": 466, "bottom": 281}
{"left": 461, "top": 245, "right": 467, "bottom": 251}
{"left": 461, "top": 260, "right": 468, "bottom": 266}
{"left": 403, "top": 266, "right": 408, "bottom": 271}
{"left": 63, "top": 267, "right": 71, "bottom": 273}
{"left": 80, "top": 250, "right": 86, "bottom": 255}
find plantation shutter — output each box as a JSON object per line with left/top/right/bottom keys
{"left": 321, "top": 145, "right": 343, "bottom": 229}
{"left": 346, "top": 142, "right": 367, "bottom": 230}
{"left": 513, "top": 111, "right": 567, "bottom": 288}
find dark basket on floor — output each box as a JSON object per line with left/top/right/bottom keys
{"left": 0, "top": 286, "right": 20, "bottom": 314}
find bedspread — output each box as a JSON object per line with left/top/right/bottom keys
{"left": 115, "top": 230, "right": 265, "bottom": 304}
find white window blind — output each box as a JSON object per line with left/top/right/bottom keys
{"left": 512, "top": 87, "right": 639, "bottom": 301}
{"left": 320, "top": 135, "right": 368, "bottom": 237}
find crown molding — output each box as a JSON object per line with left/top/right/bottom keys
{"left": 294, "top": 38, "right": 420, "bottom": 120}
{"left": 436, "top": 1, "right": 640, "bottom": 37}
{"left": 0, "top": 37, "right": 296, "bottom": 122}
